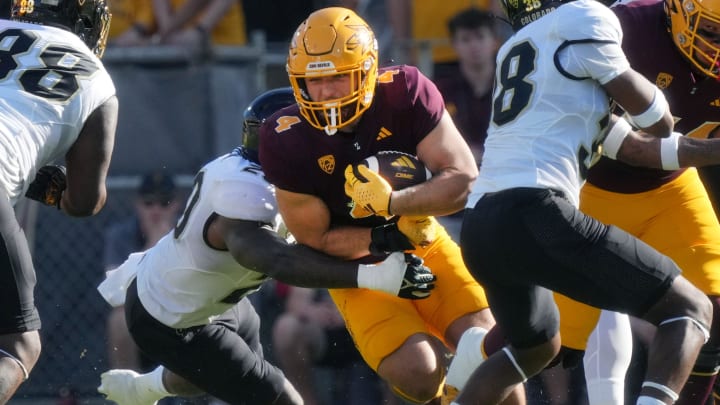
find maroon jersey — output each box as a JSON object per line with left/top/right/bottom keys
{"left": 434, "top": 66, "right": 493, "bottom": 156}
{"left": 588, "top": 0, "right": 720, "bottom": 194}
{"left": 259, "top": 65, "right": 445, "bottom": 228}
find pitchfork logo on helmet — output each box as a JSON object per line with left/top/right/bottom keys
{"left": 286, "top": 7, "right": 379, "bottom": 136}
{"left": 665, "top": 0, "right": 720, "bottom": 79}
{"left": 11, "top": 0, "right": 112, "bottom": 57}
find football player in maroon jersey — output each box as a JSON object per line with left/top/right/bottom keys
{"left": 259, "top": 7, "right": 524, "bottom": 405}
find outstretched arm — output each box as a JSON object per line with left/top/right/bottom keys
{"left": 604, "top": 115, "right": 720, "bottom": 169}
{"left": 207, "top": 216, "right": 435, "bottom": 298}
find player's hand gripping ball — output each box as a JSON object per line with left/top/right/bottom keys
{"left": 345, "top": 151, "right": 436, "bottom": 246}
{"left": 345, "top": 151, "right": 432, "bottom": 218}
{"left": 362, "top": 151, "right": 433, "bottom": 191}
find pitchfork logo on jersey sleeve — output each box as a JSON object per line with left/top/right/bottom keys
{"left": 318, "top": 155, "right": 335, "bottom": 174}
{"left": 656, "top": 72, "right": 673, "bottom": 89}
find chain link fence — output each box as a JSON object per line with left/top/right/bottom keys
{"left": 14, "top": 178, "right": 191, "bottom": 401}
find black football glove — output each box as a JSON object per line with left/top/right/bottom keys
{"left": 369, "top": 222, "right": 414, "bottom": 256}
{"left": 25, "top": 165, "right": 66, "bottom": 209}
{"left": 398, "top": 253, "right": 436, "bottom": 300}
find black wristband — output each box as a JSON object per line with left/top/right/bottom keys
{"left": 369, "top": 223, "right": 414, "bottom": 256}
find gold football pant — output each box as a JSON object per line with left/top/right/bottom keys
{"left": 557, "top": 168, "right": 720, "bottom": 350}
{"left": 329, "top": 223, "right": 489, "bottom": 370}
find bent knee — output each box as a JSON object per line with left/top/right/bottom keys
{"left": 378, "top": 348, "right": 445, "bottom": 402}
{"left": 390, "top": 382, "right": 440, "bottom": 404}
{"left": 515, "top": 334, "right": 562, "bottom": 376}
{"left": 653, "top": 278, "right": 713, "bottom": 327}
{"left": 0, "top": 331, "right": 41, "bottom": 373}
{"left": 389, "top": 375, "right": 442, "bottom": 404}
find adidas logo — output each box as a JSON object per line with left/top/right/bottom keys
{"left": 391, "top": 155, "right": 417, "bottom": 169}
{"left": 711, "top": 98, "right": 720, "bottom": 107}
{"left": 376, "top": 127, "right": 392, "bottom": 141}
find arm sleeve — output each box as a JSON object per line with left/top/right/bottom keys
{"left": 404, "top": 66, "right": 445, "bottom": 144}
{"left": 258, "top": 115, "right": 313, "bottom": 194}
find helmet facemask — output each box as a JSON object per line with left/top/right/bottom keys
{"left": 289, "top": 58, "right": 376, "bottom": 135}
{"left": 666, "top": 0, "right": 720, "bottom": 79}
{"left": 84, "top": 1, "right": 112, "bottom": 58}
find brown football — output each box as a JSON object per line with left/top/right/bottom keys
{"left": 360, "top": 151, "right": 432, "bottom": 190}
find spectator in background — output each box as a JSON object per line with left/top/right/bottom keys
{"left": 241, "top": 0, "right": 317, "bottom": 47}
{"left": 103, "top": 171, "right": 181, "bottom": 371}
{"left": 386, "top": 0, "right": 505, "bottom": 79}
{"left": 106, "top": 0, "right": 155, "bottom": 47}
{"left": 272, "top": 286, "right": 385, "bottom": 405}
{"left": 435, "top": 8, "right": 498, "bottom": 170}
{"left": 434, "top": 8, "right": 499, "bottom": 241}
{"left": 150, "top": 0, "right": 246, "bottom": 47}
{"left": 107, "top": 0, "right": 246, "bottom": 48}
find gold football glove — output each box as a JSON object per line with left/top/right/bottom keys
{"left": 398, "top": 216, "right": 437, "bottom": 247}
{"left": 348, "top": 200, "right": 374, "bottom": 219}
{"left": 344, "top": 164, "right": 393, "bottom": 217}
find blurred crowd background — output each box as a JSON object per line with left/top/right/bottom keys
{"left": 4, "top": 0, "right": 592, "bottom": 404}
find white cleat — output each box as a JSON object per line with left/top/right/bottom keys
{"left": 98, "top": 369, "right": 159, "bottom": 405}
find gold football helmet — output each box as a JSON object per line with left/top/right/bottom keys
{"left": 666, "top": 0, "right": 720, "bottom": 79}
{"left": 287, "top": 7, "right": 379, "bottom": 135}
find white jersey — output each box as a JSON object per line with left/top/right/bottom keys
{"left": 0, "top": 20, "right": 115, "bottom": 205}
{"left": 467, "top": 0, "right": 629, "bottom": 207}
{"left": 99, "top": 149, "right": 282, "bottom": 328}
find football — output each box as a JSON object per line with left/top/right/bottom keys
{"left": 360, "top": 151, "right": 432, "bottom": 190}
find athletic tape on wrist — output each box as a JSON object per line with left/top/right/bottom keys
{"left": 357, "top": 252, "right": 403, "bottom": 295}
{"left": 602, "top": 117, "right": 632, "bottom": 160}
{"left": 630, "top": 87, "right": 668, "bottom": 129}
{"left": 660, "top": 132, "right": 681, "bottom": 171}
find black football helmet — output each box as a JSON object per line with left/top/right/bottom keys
{"left": 500, "top": 0, "right": 568, "bottom": 30}
{"left": 11, "top": 0, "right": 112, "bottom": 57}
{"left": 242, "top": 87, "right": 296, "bottom": 164}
